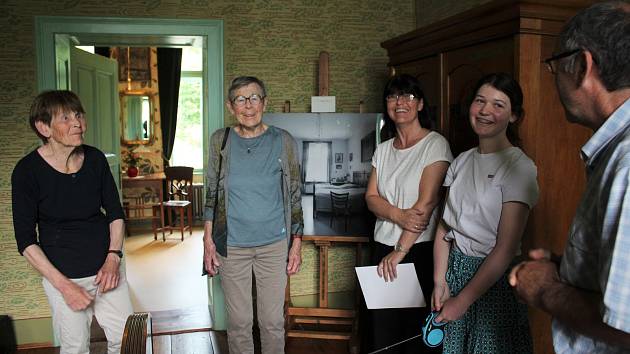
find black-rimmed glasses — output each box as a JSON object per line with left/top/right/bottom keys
{"left": 543, "top": 49, "right": 581, "bottom": 74}
{"left": 232, "top": 94, "right": 265, "bottom": 107}
{"left": 386, "top": 93, "right": 417, "bottom": 103}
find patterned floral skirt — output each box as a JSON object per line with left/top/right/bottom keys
{"left": 443, "top": 249, "right": 533, "bottom": 354}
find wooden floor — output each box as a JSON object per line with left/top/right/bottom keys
{"left": 18, "top": 335, "right": 349, "bottom": 354}
{"left": 124, "top": 226, "right": 208, "bottom": 312}
{"left": 17, "top": 304, "right": 349, "bottom": 353}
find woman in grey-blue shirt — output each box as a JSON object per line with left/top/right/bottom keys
{"left": 203, "top": 76, "right": 303, "bottom": 354}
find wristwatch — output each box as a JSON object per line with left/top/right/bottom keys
{"left": 108, "top": 249, "right": 123, "bottom": 259}
{"left": 394, "top": 242, "right": 409, "bottom": 254}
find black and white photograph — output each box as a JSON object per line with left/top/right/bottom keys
{"left": 263, "top": 113, "right": 382, "bottom": 236}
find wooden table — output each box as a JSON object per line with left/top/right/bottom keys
{"left": 122, "top": 172, "right": 166, "bottom": 238}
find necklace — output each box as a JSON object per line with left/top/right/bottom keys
{"left": 236, "top": 125, "right": 268, "bottom": 154}
{"left": 237, "top": 131, "right": 267, "bottom": 154}
{"left": 243, "top": 136, "right": 264, "bottom": 154}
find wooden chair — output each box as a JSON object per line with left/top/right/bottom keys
{"left": 123, "top": 197, "right": 161, "bottom": 239}
{"left": 330, "top": 191, "right": 350, "bottom": 231}
{"left": 158, "top": 166, "right": 194, "bottom": 241}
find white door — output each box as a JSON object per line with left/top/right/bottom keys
{"left": 69, "top": 46, "right": 122, "bottom": 194}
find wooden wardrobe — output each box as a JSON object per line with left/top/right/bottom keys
{"left": 382, "top": 1, "right": 594, "bottom": 353}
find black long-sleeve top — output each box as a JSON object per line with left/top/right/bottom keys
{"left": 11, "top": 145, "right": 125, "bottom": 278}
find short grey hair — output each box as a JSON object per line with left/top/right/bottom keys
{"left": 557, "top": 1, "right": 630, "bottom": 91}
{"left": 227, "top": 76, "right": 267, "bottom": 102}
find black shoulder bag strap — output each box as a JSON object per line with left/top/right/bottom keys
{"left": 203, "top": 127, "right": 230, "bottom": 276}
{"left": 212, "top": 127, "right": 230, "bottom": 224}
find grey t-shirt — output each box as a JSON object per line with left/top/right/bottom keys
{"left": 227, "top": 126, "right": 286, "bottom": 247}
{"left": 442, "top": 147, "right": 539, "bottom": 257}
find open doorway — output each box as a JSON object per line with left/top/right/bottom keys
{"left": 35, "top": 16, "right": 227, "bottom": 328}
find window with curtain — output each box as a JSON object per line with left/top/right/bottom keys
{"left": 170, "top": 47, "right": 203, "bottom": 169}
{"left": 304, "top": 142, "right": 330, "bottom": 182}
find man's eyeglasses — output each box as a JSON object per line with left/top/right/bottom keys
{"left": 543, "top": 49, "right": 581, "bottom": 75}
{"left": 232, "top": 94, "right": 265, "bottom": 107}
{"left": 386, "top": 93, "right": 417, "bottom": 103}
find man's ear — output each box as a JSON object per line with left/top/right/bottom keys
{"left": 34, "top": 121, "right": 51, "bottom": 139}
{"left": 574, "top": 50, "right": 596, "bottom": 87}
{"left": 576, "top": 50, "right": 600, "bottom": 93}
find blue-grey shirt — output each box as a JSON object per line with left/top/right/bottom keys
{"left": 227, "top": 126, "right": 286, "bottom": 247}
{"left": 552, "top": 98, "right": 630, "bottom": 354}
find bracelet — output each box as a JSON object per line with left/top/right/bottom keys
{"left": 107, "top": 250, "right": 123, "bottom": 259}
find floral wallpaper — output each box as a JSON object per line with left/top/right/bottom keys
{"left": 0, "top": 0, "right": 457, "bottom": 322}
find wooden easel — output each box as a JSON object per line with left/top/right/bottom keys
{"left": 284, "top": 51, "right": 368, "bottom": 353}
{"left": 285, "top": 235, "right": 368, "bottom": 354}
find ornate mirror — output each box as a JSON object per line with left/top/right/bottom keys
{"left": 120, "top": 91, "right": 155, "bottom": 144}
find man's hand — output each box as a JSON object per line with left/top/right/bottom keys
{"left": 94, "top": 253, "right": 121, "bottom": 294}
{"left": 394, "top": 208, "right": 427, "bottom": 233}
{"left": 377, "top": 250, "right": 406, "bottom": 282}
{"left": 287, "top": 237, "right": 302, "bottom": 275}
{"left": 203, "top": 240, "right": 221, "bottom": 276}
{"left": 59, "top": 280, "right": 94, "bottom": 311}
{"left": 509, "top": 248, "right": 560, "bottom": 308}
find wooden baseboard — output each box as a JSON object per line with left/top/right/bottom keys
{"left": 17, "top": 342, "right": 54, "bottom": 350}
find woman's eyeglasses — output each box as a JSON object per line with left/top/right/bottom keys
{"left": 386, "top": 93, "right": 417, "bottom": 103}
{"left": 232, "top": 94, "right": 265, "bottom": 107}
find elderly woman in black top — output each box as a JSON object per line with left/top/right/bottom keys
{"left": 11, "top": 90, "right": 133, "bottom": 354}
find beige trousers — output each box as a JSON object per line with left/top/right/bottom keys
{"left": 42, "top": 268, "right": 134, "bottom": 354}
{"left": 218, "top": 239, "right": 288, "bottom": 354}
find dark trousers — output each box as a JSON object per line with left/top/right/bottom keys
{"left": 368, "top": 241, "right": 441, "bottom": 354}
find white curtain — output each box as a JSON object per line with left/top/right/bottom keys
{"left": 305, "top": 142, "right": 329, "bottom": 182}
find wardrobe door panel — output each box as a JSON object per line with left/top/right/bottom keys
{"left": 444, "top": 39, "right": 514, "bottom": 157}
{"left": 396, "top": 55, "right": 442, "bottom": 132}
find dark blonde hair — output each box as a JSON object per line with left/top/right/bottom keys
{"left": 29, "top": 90, "right": 85, "bottom": 143}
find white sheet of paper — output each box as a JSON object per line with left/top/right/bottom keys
{"left": 355, "top": 263, "right": 426, "bottom": 309}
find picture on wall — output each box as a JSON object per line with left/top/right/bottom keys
{"left": 262, "top": 113, "right": 382, "bottom": 236}
{"left": 116, "top": 47, "right": 151, "bottom": 83}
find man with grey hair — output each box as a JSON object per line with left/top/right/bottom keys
{"left": 509, "top": 1, "right": 630, "bottom": 353}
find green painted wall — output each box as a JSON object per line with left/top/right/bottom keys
{"left": 0, "top": 0, "right": 415, "bottom": 331}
